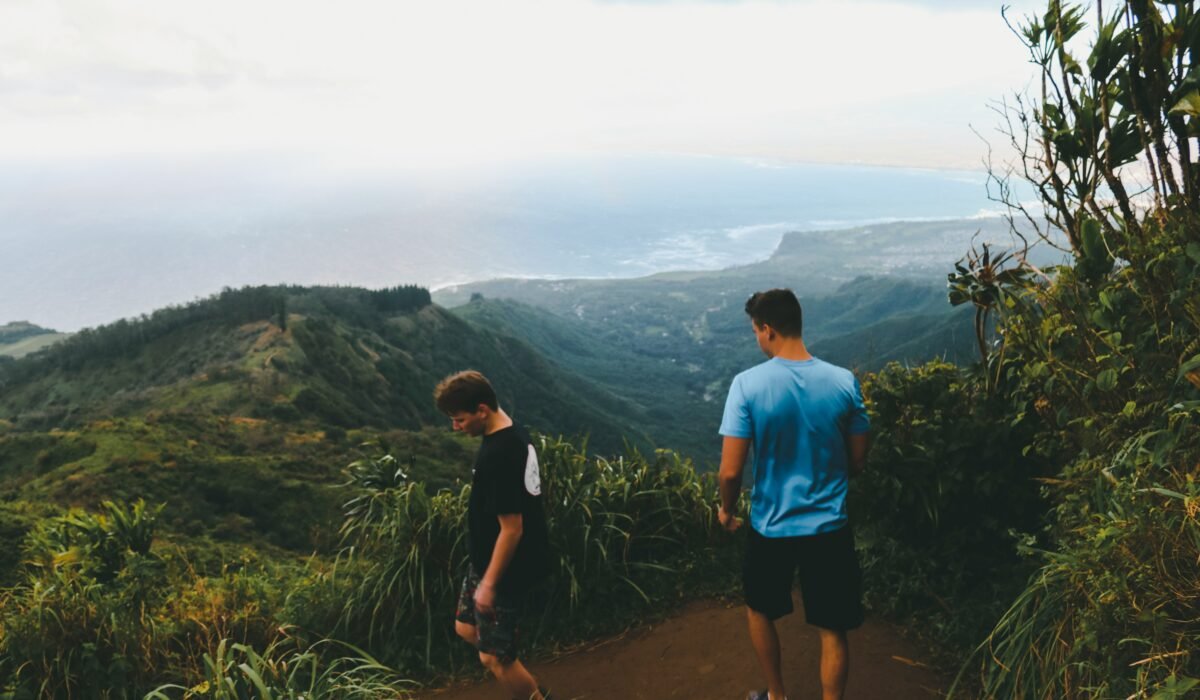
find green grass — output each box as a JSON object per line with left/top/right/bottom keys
{"left": 0, "top": 332, "right": 71, "bottom": 359}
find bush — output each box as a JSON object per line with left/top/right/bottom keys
{"left": 933, "top": 0, "right": 1200, "bottom": 694}
{"left": 852, "top": 361, "right": 1046, "bottom": 664}
{"left": 0, "top": 500, "right": 168, "bottom": 697}
{"left": 0, "top": 501, "right": 301, "bottom": 698}
{"left": 949, "top": 218, "right": 1200, "bottom": 696}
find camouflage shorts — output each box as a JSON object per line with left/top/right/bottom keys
{"left": 455, "top": 567, "right": 523, "bottom": 664}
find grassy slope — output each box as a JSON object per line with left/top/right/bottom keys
{"left": 0, "top": 414, "right": 479, "bottom": 583}
{"left": 0, "top": 321, "right": 71, "bottom": 358}
{"left": 0, "top": 333, "right": 71, "bottom": 358}
{"left": 0, "top": 321, "right": 56, "bottom": 345}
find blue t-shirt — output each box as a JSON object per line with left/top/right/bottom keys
{"left": 719, "top": 356, "right": 870, "bottom": 537}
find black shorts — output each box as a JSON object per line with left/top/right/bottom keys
{"left": 743, "top": 524, "right": 864, "bottom": 630}
{"left": 455, "top": 568, "right": 524, "bottom": 664}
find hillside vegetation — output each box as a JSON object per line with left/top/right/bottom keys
{"left": 450, "top": 273, "right": 984, "bottom": 458}
{"left": 0, "top": 283, "right": 662, "bottom": 588}
{"left": 0, "top": 285, "right": 649, "bottom": 454}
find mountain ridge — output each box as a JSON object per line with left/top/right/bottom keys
{"left": 0, "top": 285, "right": 650, "bottom": 455}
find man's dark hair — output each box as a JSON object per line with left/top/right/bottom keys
{"left": 434, "top": 370, "right": 499, "bottom": 414}
{"left": 744, "top": 288, "right": 803, "bottom": 338}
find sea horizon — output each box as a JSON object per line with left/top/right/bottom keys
{"left": 1, "top": 153, "right": 1025, "bottom": 331}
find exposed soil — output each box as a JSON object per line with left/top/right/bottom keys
{"left": 424, "top": 597, "right": 944, "bottom": 699}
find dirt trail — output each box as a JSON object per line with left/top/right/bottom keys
{"left": 425, "top": 597, "right": 944, "bottom": 700}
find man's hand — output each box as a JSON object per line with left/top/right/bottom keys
{"left": 476, "top": 512, "right": 522, "bottom": 618}
{"left": 474, "top": 581, "right": 497, "bottom": 616}
{"left": 718, "top": 504, "right": 742, "bottom": 533}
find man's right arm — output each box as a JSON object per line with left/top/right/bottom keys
{"left": 718, "top": 436, "right": 751, "bottom": 531}
{"left": 847, "top": 432, "right": 870, "bottom": 476}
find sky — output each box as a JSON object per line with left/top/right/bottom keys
{"left": 0, "top": 0, "right": 1047, "bottom": 171}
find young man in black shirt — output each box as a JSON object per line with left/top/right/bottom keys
{"left": 435, "top": 370, "right": 551, "bottom": 700}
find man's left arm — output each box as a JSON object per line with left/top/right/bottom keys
{"left": 846, "top": 374, "right": 871, "bottom": 477}
{"left": 846, "top": 432, "right": 870, "bottom": 477}
{"left": 718, "top": 436, "right": 751, "bottom": 532}
{"left": 475, "top": 512, "right": 523, "bottom": 614}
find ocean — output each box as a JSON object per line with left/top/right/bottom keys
{"left": 0, "top": 153, "right": 1014, "bottom": 331}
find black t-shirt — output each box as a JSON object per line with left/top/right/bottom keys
{"left": 467, "top": 425, "right": 550, "bottom": 595}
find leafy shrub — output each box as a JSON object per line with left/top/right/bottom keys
{"left": 949, "top": 219, "right": 1200, "bottom": 696}
{"left": 852, "top": 361, "right": 1046, "bottom": 663}
{"left": 0, "top": 501, "right": 301, "bottom": 698}
{"left": 0, "top": 500, "right": 168, "bottom": 697}
{"left": 923, "top": 0, "right": 1200, "bottom": 694}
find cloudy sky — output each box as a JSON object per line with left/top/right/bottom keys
{"left": 1, "top": 0, "right": 1045, "bottom": 170}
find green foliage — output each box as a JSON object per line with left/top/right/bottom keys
{"left": 961, "top": 443, "right": 1199, "bottom": 698}
{"left": 852, "top": 361, "right": 1046, "bottom": 667}
{"left": 0, "top": 438, "right": 737, "bottom": 697}
{"left": 950, "top": 218, "right": 1200, "bottom": 694}
{"left": 0, "top": 497, "right": 316, "bottom": 698}
{"left": 306, "top": 436, "right": 735, "bottom": 677}
{"left": 538, "top": 442, "right": 721, "bottom": 615}
{"left": 956, "top": 2, "right": 1200, "bottom": 694}
{"left": 0, "top": 415, "right": 363, "bottom": 555}
{"left": 0, "top": 283, "right": 651, "bottom": 455}
{"left": 947, "top": 242, "right": 1030, "bottom": 368}
{"left": 25, "top": 499, "right": 163, "bottom": 583}
{"left": 1, "top": 500, "right": 169, "bottom": 697}
{"left": 145, "top": 636, "right": 413, "bottom": 700}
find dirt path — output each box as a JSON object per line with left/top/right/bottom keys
{"left": 424, "top": 597, "right": 944, "bottom": 700}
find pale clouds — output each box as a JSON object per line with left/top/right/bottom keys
{"left": 0, "top": 0, "right": 1041, "bottom": 168}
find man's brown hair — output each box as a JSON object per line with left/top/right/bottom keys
{"left": 744, "top": 288, "right": 803, "bottom": 338}
{"left": 434, "top": 370, "right": 499, "bottom": 414}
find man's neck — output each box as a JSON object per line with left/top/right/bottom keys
{"left": 484, "top": 408, "right": 513, "bottom": 436}
{"left": 771, "top": 337, "right": 812, "bottom": 362}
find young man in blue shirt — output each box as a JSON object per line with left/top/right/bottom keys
{"left": 718, "top": 289, "right": 871, "bottom": 700}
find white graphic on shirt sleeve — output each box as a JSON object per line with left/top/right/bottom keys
{"left": 524, "top": 445, "right": 542, "bottom": 496}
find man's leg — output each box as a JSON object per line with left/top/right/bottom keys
{"left": 816, "top": 627, "right": 849, "bottom": 700}
{"left": 456, "top": 620, "right": 478, "bottom": 646}
{"left": 478, "top": 653, "right": 544, "bottom": 700}
{"left": 456, "top": 571, "right": 481, "bottom": 648}
{"left": 746, "top": 608, "right": 787, "bottom": 700}
{"left": 798, "top": 526, "right": 862, "bottom": 700}
{"left": 743, "top": 527, "right": 795, "bottom": 700}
